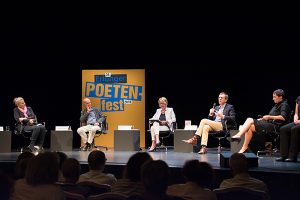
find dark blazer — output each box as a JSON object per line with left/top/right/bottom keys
{"left": 13, "top": 107, "right": 37, "bottom": 132}
{"left": 208, "top": 104, "right": 236, "bottom": 130}
{"left": 80, "top": 108, "right": 106, "bottom": 132}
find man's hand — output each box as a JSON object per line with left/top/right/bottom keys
{"left": 29, "top": 119, "right": 34, "bottom": 124}
{"left": 94, "top": 122, "right": 100, "bottom": 126}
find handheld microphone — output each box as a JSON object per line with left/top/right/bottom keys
{"left": 213, "top": 103, "right": 216, "bottom": 109}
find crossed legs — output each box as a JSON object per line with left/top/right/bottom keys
{"left": 232, "top": 117, "right": 256, "bottom": 153}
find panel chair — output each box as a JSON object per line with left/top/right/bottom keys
{"left": 80, "top": 116, "right": 109, "bottom": 151}
{"left": 148, "top": 120, "right": 177, "bottom": 151}
{"left": 210, "top": 120, "right": 237, "bottom": 153}
{"left": 213, "top": 187, "right": 269, "bottom": 200}
{"left": 14, "top": 117, "right": 45, "bottom": 152}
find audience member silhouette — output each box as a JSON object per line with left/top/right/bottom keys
{"left": 11, "top": 152, "right": 65, "bottom": 200}
{"left": 219, "top": 153, "right": 268, "bottom": 193}
{"left": 111, "top": 152, "right": 152, "bottom": 197}
{"left": 167, "top": 160, "right": 217, "bottom": 200}
{"left": 56, "top": 151, "right": 68, "bottom": 182}
{"left": 58, "top": 158, "right": 91, "bottom": 197}
{"left": 0, "top": 170, "right": 13, "bottom": 200}
{"left": 78, "top": 150, "right": 117, "bottom": 186}
{"left": 14, "top": 151, "right": 34, "bottom": 180}
{"left": 138, "top": 160, "right": 184, "bottom": 200}
{"left": 276, "top": 95, "right": 300, "bottom": 162}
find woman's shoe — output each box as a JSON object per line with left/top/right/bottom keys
{"left": 228, "top": 136, "right": 241, "bottom": 142}
{"left": 238, "top": 148, "right": 248, "bottom": 153}
{"left": 148, "top": 146, "right": 156, "bottom": 152}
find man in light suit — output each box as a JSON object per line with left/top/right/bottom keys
{"left": 183, "top": 92, "right": 236, "bottom": 154}
{"left": 149, "top": 97, "right": 176, "bottom": 152}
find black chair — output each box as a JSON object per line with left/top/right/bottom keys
{"left": 13, "top": 117, "right": 45, "bottom": 152}
{"left": 148, "top": 121, "right": 177, "bottom": 151}
{"left": 213, "top": 187, "right": 269, "bottom": 200}
{"left": 210, "top": 120, "right": 237, "bottom": 153}
{"left": 77, "top": 181, "right": 111, "bottom": 196}
{"left": 80, "top": 116, "right": 109, "bottom": 151}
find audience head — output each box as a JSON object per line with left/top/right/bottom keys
{"left": 62, "top": 158, "right": 81, "bottom": 184}
{"left": 0, "top": 170, "right": 12, "bottom": 200}
{"left": 56, "top": 151, "right": 68, "bottom": 170}
{"left": 141, "top": 160, "right": 169, "bottom": 195}
{"left": 123, "top": 152, "right": 152, "bottom": 181}
{"left": 182, "top": 160, "right": 215, "bottom": 189}
{"left": 88, "top": 150, "right": 107, "bottom": 171}
{"left": 15, "top": 152, "right": 35, "bottom": 179}
{"left": 13, "top": 97, "right": 25, "bottom": 108}
{"left": 229, "top": 153, "right": 248, "bottom": 175}
{"left": 25, "top": 152, "right": 59, "bottom": 186}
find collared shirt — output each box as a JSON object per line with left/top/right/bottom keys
{"left": 87, "top": 108, "right": 97, "bottom": 125}
{"left": 215, "top": 104, "right": 226, "bottom": 122}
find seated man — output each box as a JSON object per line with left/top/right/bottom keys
{"left": 183, "top": 92, "right": 236, "bottom": 154}
{"left": 148, "top": 97, "right": 176, "bottom": 152}
{"left": 77, "top": 98, "right": 106, "bottom": 151}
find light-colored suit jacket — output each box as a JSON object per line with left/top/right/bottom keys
{"left": 151, "top": 107, "right": 176, "bottom": 129}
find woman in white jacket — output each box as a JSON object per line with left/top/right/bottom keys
{"left": 149, "top": 97, "right": 176, "bottom": 152}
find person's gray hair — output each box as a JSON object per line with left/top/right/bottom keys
{"left": 13, "top": 97, "right": 24, "bottom": 106}
{"left": 219, "top": 92, "right": 229, "bottom": 100}
{"left": 158, "top": 97, "right": 168, "bottom": 105}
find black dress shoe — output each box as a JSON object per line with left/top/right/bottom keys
{"left": 275, "top": 157, "right": 287, "bottom": 162}
{"left": 285, "top": 158, "right": 297, "bottom": 162}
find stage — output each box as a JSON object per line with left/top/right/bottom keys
{"left": 0, "top": 148, "right": 300, "bottom": 199}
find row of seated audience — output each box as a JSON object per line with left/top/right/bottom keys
{"left": 0, "top": 150, "right": 270, "bottom": 200}
{"left": 12, "top": 90, "right": 300, "bottom": 163}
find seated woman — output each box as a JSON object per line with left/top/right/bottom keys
{"left": 148, "top": 97, "right": 176, "bottom": 152}
{"left": 276, "top": 96, "right": 300, "bottom": 162}
{"left": 231, "top": 89, "right": 290, "bottom": 153}
{"left": 13, "top": 97, "right": 46, "bottom": 152}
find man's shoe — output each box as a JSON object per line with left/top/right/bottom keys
{"left": 275, "top": 157, "right": 287, "bottom": 162}
{"left": 182, "top": 135, "right": 198, "bottom": 145}
{"left": 28, "top": 145, "right": 37, "bottom": 152}
{"left": 198, "top": 146, "right": 207, "bottom": 154}
{"left": 86, "top": 143, "right": 92, "bottom": 151}
{"left": 285, "top": 158, "right": 297, "bottom": 162}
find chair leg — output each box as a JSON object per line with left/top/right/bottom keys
{"left": 217, "top": 138, "right": 222, "bottom": 154}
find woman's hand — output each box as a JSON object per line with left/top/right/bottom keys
{"left": 160, "top": 121, "right": 167, "bottom": 125}
{"left": 29, "top": 119, "right": 34, "bottom": 124}
{"left": 19, "top": 117, "right": 27, "bottom": 122}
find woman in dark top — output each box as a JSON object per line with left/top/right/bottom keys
{"left": 276, "top": 96, "right": 300, "bottom": 162}
{"left": 231, "top": 89, "right": 290, "bottom": 153}
{"left": 13, "top": 97, "right": 46, "bottom": 152}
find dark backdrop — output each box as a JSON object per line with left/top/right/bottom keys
{"left": 0, "top": 13, "right": 299, "bottom": 148}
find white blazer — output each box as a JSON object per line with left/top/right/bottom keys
{"left": 152, "top": 107, "right": 176, "bottom": 126}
